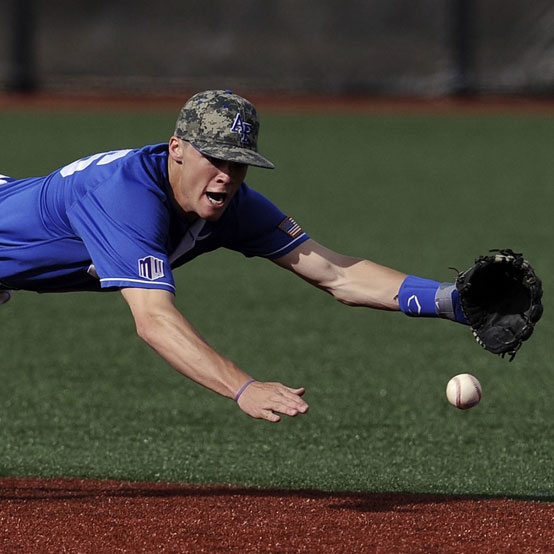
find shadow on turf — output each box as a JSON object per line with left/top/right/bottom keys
{"left": 0, "top": 477, "right": 552, "bottom": 507}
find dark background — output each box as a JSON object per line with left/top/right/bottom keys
{"left": 2, "top": 0, "right": 553, "bottom": 97}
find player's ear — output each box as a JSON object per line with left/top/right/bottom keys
{"left": 168, "top": 136, "right": 185, "bottom": 163}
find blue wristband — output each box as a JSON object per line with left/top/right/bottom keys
{"left": 398, "top": 275, "right": 441, "bottom": 317}
{"left": 398, "top": 275, "right": 467, "bottom": 324}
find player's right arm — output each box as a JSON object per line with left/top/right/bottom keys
{"left": 120, "top": 287, "right": 308, "bottom": 422}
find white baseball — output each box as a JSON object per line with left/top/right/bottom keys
{"left": 446, "top": 373, "right": 482, "bottom": 410}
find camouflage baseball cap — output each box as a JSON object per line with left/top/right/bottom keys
{"left": 174, "top": 90, "right": 275, "bottom": 169}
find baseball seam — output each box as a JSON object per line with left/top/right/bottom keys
{"left": 453, "top": 374, "right": 481, "bottom": 409}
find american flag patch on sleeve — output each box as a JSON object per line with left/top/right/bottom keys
{"left": 278, "top": 216, "right": 303, "bottom": 238}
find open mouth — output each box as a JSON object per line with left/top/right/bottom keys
{"left": 206, "top": 191, "right": 227, "bottom": 207}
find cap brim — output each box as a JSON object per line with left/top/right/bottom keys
{"left": 191, "top": 141, "right": 275, "bottom": 170}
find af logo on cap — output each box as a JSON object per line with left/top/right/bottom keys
{"left": 174, "top": 90, "right": 275, "bottom": 169}
{"left": 230, "top": 113, "right": 253, "bottom": 144}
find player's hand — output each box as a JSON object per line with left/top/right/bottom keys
{"left": 236, "top": 381, "right": 309, "bottom": 423}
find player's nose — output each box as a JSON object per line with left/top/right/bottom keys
{"left": 216, "top": 162, "right": 246, "bottom": 184}
{"left": 215, "top": 162, "right": 232, "bottom": 180}
{"left": 216, "top": 171, "right": 229, "bottom": 181}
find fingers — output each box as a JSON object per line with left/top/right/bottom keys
{"left": 237, "top": 381, "right": 309, "bottom": 422}
{"left": 269, "top": 384, "right": 309, "bottom": 416}
{"left": 275, "top": 396, "right": 309, "bottom": 416}
{"left": 261, "top": 410, "right": 281, "bottom": 423}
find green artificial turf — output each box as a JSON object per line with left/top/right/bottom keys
{"left": 0, "top": 108, "right": 553, "bottom": 498}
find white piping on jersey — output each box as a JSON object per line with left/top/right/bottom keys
{"left": 169, "top": 219, "right": 209, "bottom": 264}
{"left": 263, "top": 233, "right": 307, "bottom": 258}
{"left": 100, "top": 277, "right": 176, "bottom": 291}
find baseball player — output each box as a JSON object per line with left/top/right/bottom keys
{"left": 0, "top": 90, "right": 467, "bottom": 423}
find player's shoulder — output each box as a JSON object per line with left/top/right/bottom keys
{"left": 121, "top": 143, "right": 169, "bottom": 176}
{"left": 230, "top": 182, "right": 273, "bottom": 210}
{"left": 133, "top": 142, "right": 169, "bottom": 160}
{"left": 60, "top": 143, "right": 168, "bottom": 177}
{"left": 62, "top": 143, "right": 171, "bottom": 216}
{"left": 222, "top": 182, "right": 285, "bottom": 233}
{"left": 102, "top": 144, "right": 170, "bottom": 207}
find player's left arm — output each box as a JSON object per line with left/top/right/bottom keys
{"left": 272, "top": 238, "right": 406, "bottom": 310}
{"left": 272, "top": 238, "right": 467, "bottom": 323}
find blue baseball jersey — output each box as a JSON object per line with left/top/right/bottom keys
{"left": 0, "top": 144, "right": 309, "bottom": 293}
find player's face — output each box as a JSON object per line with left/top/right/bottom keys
{"left": 169, "top": 139, "right": 248, "bottom": 221}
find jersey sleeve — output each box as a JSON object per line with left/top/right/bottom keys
{"left": 67, "top": 169, "right": 176, "bottom": 293}
{"left": 224, "top": 185, "right": 310, "bottom": 259}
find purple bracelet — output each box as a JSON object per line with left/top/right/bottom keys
{"left": 234, "top": 379, "right": 256, "bottom": 402}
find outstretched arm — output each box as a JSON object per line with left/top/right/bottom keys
{"left": 273, "top": 239, "right": 406, "bottom": 310}
{"left": 273, "top": 239, "right": 466, "bottom": 323}
{"left": 120, "top": 287, "right": 309, "bottom": 422}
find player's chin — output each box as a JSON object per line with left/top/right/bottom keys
{"left": 203, "top": 209, "right": 226, "bottom": 222}
{"left": 199, "top": 204, "right": 228, "bottom": 221}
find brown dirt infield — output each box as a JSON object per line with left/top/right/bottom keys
{"left": 1, "top": 477, "right": 553, "bottom": 553}
{"left": 1, "top": 91, "right": 554, "bottom": 115}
